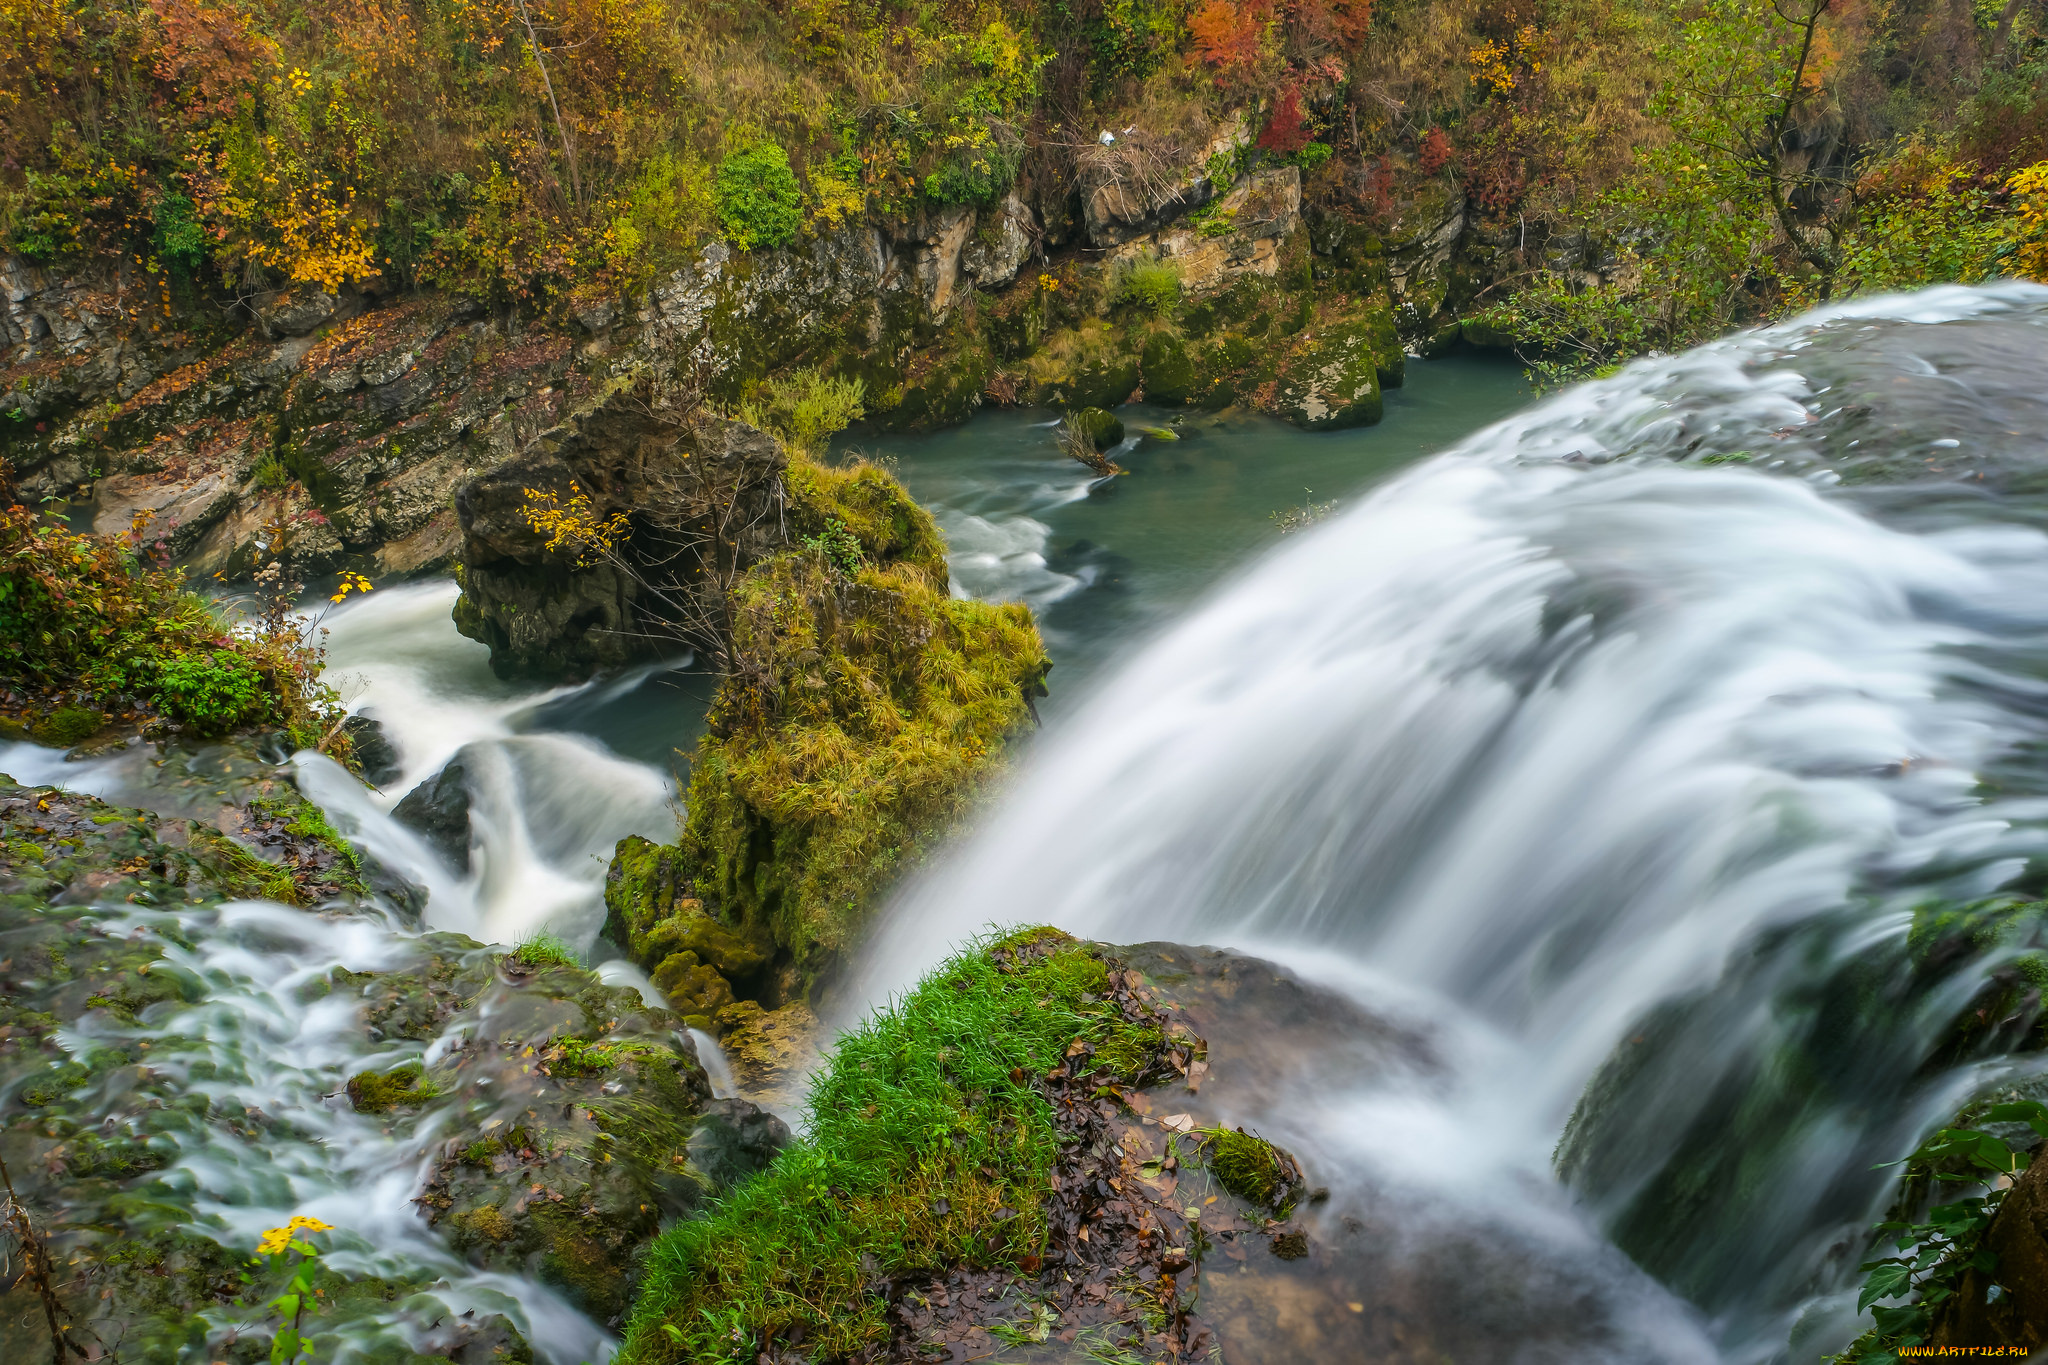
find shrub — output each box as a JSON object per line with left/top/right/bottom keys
{"left": 150, "top": 651, "right": 273, "bottom": 736}
{"left": 150, "top": 193, "right": 208, "bottom": 276}
{"left": 715, "top": 142, "right": 803, "bottom": 252}
{"left": 1112, "top": 253, "right": 1181, "bottom": 316}
{"left": 0, "top": 490, "right": 325, "bottom": 742}
{"left": 733, "top": 368, "right": 866, "bottom": 458}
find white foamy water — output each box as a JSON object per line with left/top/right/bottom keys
{"left": 311, "top": 579, "right": 676, "bottom": 949}
{"left": 65, "top": 899, "right": 612, "bottom": 1364}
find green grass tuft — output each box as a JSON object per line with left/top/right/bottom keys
{"left": 510, "top": 931, "right": 580, "bottom": 969}
{"left": 616, "top": 929, "right": 1144, "bottom": 1364}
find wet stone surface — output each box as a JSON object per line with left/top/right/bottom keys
{"left": 827, "top": 942, "right": 1705, "bottom": 1365}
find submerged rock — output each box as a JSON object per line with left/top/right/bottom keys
{"left": 1069, "top": 406, "right": 1126, "bottom": 451}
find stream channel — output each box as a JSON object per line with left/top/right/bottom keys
{"left": 14, "top": 287, "right": 2048, "bottom": 1361}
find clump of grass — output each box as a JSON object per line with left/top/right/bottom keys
{"left": 510, "top": 932, "right": 579, "bottom": 969}
{"left": 1111, "top": 252, "right": 1182, "bottom": 318}
{"left": 734, "top": 367, "right": 867, "bottom": 459}
{"left": 618, "top": 929, "right": 1144, "bottom": 1363}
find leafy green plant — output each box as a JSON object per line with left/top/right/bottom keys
{"left": 150, "top": 651, "right": 273, "bottom": 737}
{"left": 150, "top": 193, "right": 208, "bottom": 276}
{"left": 715, "top": 142, "right": 803, "bottom": 252}
{"left": 1834, "top": 1100, "right": 2048, "bottom": 1360}
{"left": 800, "top": 516, "right": 864, "bottom": 577}
{"left": 252, "top": 1214, "right": 333, "bottom": 1364}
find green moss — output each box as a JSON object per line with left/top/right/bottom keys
{"left": 1206, "top": 1126, "right": 1293, "bottom": 1208}
{"left": 30, "top": 704, "right": 106, "bottom": 747}
{"left": 675, "top": 548, "right": 1047, "bottom": 970}
{"left": 618, "top": 931, "right": 1159, "bottom": 1363}
{"left": 346, "top": 1061, "right": 440, "bottom": 1113}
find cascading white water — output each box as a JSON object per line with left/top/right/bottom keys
{"left": 855, "top": 282, "right": 2048, "bottom": 1359}
{"left": 306, "top": 578, "right": 678, "bottom": 950}
{"left": 52, "top": 898, "right": 612, "bottom": 1363}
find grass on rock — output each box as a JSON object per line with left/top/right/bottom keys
{"left": 618, "top": 927, "right": 1149, "bottom": 1364}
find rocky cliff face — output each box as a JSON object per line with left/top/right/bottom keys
{"left": 3, "top": 146, "right": 1495, "bottom": 591}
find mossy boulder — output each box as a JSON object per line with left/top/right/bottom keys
{"left": 1069, "top": 406, "right": 1126, "bottom": 451}
{"left": 1140, "top": 330, "right": 1200, "bottom": 405}
{"left": 881, "top": 343, "right": 994, "bottom": 431}
{"left": 608, "top": 456, "right": 1048, "bottom": 985}
{"left": 1206, "top": 1125, "right": 1304, "bottom": 1210}
{"left": 1274, "top": 317, "right": 1386, "bottom": 430}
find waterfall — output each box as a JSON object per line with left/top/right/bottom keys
{"left": 855, "top": 282, "right": 2048, "bottom": 1358}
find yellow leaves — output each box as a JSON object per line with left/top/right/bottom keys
{"left": 806, "top": 159, "right": 867, "bottom": 233}
{"left": 522, "top": 485, "right": 630, "bottom": 565}
{"left": 2009, "top": 161, "right": 2048, "bottom": 283}
{"left": 328, "top": 570, "right": 373, "bottom": 603}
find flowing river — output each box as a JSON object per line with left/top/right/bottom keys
{"left": 13, "top": 287, "right": 2048, "bottom": 1360}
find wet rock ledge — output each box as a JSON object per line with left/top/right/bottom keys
{"left": 615, "top": 930, "right": 1703, "bottom": 1365}
{"left": 0, "top": 775, "right": 786, "bottom": 1361}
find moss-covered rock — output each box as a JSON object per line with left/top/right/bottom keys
{"left": 1274, "top": 317, "right": 1386, "bottom": 430}
{"left": 1206, "top": 1125, "right": 1303, "bottom": 1210}
{"left": 1140, "top": 330, "right": 1200, "bottom": 405}
{"left": 1069, "top": 406, "right": 1126, "bottom": 451}
{"left": 606, "top": 455, "right": 1047, "bottom": 988}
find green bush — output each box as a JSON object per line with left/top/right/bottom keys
{"left": 923, "top": 134, "right": 1023, "bottom": 207}
{"left": 733, "top": 367, "right": 866, "bottom": 458}
{"left": 1112, "top": 253, "right": 1181, "bottom": 317}
{"left": 715, "top": 142, "right": 803, "bottom": 252}
{"left": 150, "top": 193, "right": 208, "bottom": 276}
{"left": 149, "top": 651, "right": 273, "bottom": 737}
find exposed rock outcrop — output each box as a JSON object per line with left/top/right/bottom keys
{"left": 450, "top": 377, "right": 788, "bottom": 679}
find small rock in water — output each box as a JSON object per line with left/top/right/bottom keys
{"left": 393, "top": 751, "right": 474, "bottom": 872}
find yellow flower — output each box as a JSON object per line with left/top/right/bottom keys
{"left": 288, "top": 1215, "right": 334, "bottom": 1231}
{"left": 257, "top": 1227, "right": 293, "bottom": 1255}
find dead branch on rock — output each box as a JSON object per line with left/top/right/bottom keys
{"left": 0, "top": 1153, "right": 80, "bottom": 1363}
